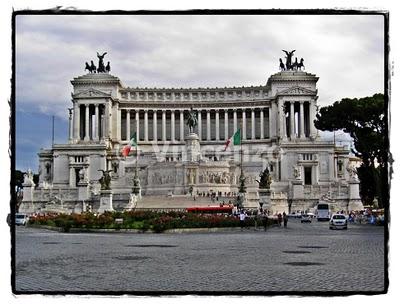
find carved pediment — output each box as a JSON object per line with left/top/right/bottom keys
{"left": 72, "top": 88, "right": 111, "bottom": 99}
{"left": 278, "top": 86, "right": 316, "bottom": 96}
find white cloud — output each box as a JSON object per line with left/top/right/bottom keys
{"left": 16, "top": 14, "right": 384, "bottom": 118}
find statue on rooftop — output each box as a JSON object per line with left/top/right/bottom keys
{"left": 97, "top": 52, "right": 107, "bottom": 73}
{"left": 282, "top": 49, "right": 296, "bottom": 70}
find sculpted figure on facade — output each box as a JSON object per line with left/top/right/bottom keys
{"left": 293, "top": 165, "right": 301, "bottom": 180}
{"left": 98, "top": 170, "right": 112, "bottom": 190}
{"left": 23, "top": 169, "right": 35, "bottom": 186}
{"left": 257, "top": 166, "right": 272, "bottom": 189}
{"left": 346, "top": 163, "right": 358, "bottom": 180}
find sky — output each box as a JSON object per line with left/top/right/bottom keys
{"left": 15, "top": 13, "right": 385, "bottom": 171}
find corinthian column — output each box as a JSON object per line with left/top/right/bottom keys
{"left": 171, "top": 110, "right": 175, "bottom": 141}
{"left": 73, "top": 103, "right": 80, "bottom": 140}
{"left": 153, "top": 110, "right": 158, "bottom": 142}
{"left": 162, "top": 109, "right": 166, "bottom": 141}
{"left": 300, "top": 102, "right": 305, "bottom": 138}
{"left": 68, "top": 108, "right": 73, "bottom": 142}
{"left": 215, "top": 109, "right": 220, "bottom": 140}
{"left": 251, "top": 108, "right": 255, "bottom": 139}
{"left": 126, "top": 110, "right": 130, "bottom": 141}
{"left": 233, "top": 109, "right": 237, "bottom": 133}
{"left": 260, "top": 108, "right": 264, "bottom": 139}
{"left": 94, "top": 104, "right": 99, "bottom": 141}
{"left": 198, "top": 110, "right": 202, "bottom": 140}
{"left": 224, "top": 109, "right": 229, "bottom": 140}
{"left": 242, "top": 109, "right": 246, "bottom": 140}
{"left": 144, "top": 110, "right": 148, "bottom": 141}
{"left": 180, "top": 110, "right": 184, "bottom": 141}
{"left": 84, "top": 104, "right": 90, "bottom": 141}
{"left": 206, "top": 109, "right": 211, "bottom": 141}
{"left": 290, "top": 101, "right": 295, "bottom": 139}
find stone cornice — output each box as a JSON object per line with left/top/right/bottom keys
{"left": 118, "top": 99, "right": 275, "bottom": 109}
{"left": 266, "top": 70, "right": 319, "bottom": 88}
{"left": 121, "top": 85, "right": 267, "bottom": 93}
{"left": 71, "top": 73, "right": 123, "bottom": 86}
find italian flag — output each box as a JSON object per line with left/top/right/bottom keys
{"left": 121, "top": 133, "right": 138, "bottom": 157}
{"left": 224, "top": 129, "right": 241, "bottom": 151}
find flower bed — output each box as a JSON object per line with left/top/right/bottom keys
{"left": 28, "top": 211, "right": 277, "bottom": 232}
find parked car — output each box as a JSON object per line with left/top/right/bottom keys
{"left": 301, "top": 214, "right": 312, "bottom": 223}
{"left": 329, "top": 214, "right": 347, "bottom": 230}
{"left": 15, "top": 213, "right": 29, "bottom": 226}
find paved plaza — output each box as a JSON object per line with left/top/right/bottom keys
{"left": 14, "top": 220, "right": 386, "bottom": 294}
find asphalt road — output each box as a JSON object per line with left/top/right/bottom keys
{"left": 14, "top": 219, "right": 386, "bottom": 294}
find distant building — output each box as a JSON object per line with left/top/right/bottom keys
{"left": 20, "top": 60, "right": 363, "bottom": 214}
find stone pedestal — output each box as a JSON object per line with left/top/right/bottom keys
{"left": 258, "top": 188, "right": 271, "bottom": 211}
{"left": 292, "top": 179, "right": 304, "bottom": 199}
{"left": 348, "top": 179, "right": 364, "bottom": 211}
{"left": 125, "top": 193, "right": 141, "bottom": 211}
{"left": 98, "top": 190, "right": 114, "bottom": 214}
{"left": 78, "top": 182, "right": 89, "bottom": 201}
{"left": 185, "top": 133, "right": 201, "bottom": 162}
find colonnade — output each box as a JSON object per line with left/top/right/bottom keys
{"left": 120, "top": 107, "right": 272, "bottom": 142}
{"left": 280, "top": 101, "right": 312, "bottom": 139}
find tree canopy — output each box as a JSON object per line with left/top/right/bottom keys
{"left": 314, "top": 93, "right": 388, "bottom": 207}
{"left": 315, "top": 93, "right": 386, "bottom": 167}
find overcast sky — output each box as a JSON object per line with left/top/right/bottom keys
{"left": 15, "top": 13, "right": 385, "bottom": 170}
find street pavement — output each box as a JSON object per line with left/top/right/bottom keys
{"left": 14, "top": 219, "right": 386, "bottom": 294}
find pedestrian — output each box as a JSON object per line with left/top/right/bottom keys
{"left": 239, "top": 210, "right": 246, "bottom": 230}
{"left": 278, "top": 213, "right": 282, "bottom": 227}
{"left": 262, "top": 211, "right": 268, "bottom": 231}
{"left": 283, "top": 212, "right": 288, "bottom": 228}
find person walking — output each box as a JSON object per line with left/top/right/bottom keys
{"left": 283, "top": 212, "right": 288, "bottom": 228}
{"left": 278, "top": 213, "right": 282, "bottom": 227}
{"left": 239, "top": 210, "right": 246, "bottom": 231}
{"left": 262, "top": 210, "right": 268, "bottom": 231}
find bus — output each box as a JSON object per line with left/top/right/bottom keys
{"left": 316, "top": 203, "right": 330, "bottom": 221}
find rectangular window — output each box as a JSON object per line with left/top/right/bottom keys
{"left": 304, "top": 167, "right": 312, "bottom": 185}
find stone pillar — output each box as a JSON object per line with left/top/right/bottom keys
{"left": 73, "top": 103, "right": 79, "bottom": 140}
{"left": 84, "top": 104, "right": 90, "bottom": 141}
{"left": 117, "top": 108, "right": 122, "bottom": 141}
{"left": 242, "top": 109, "right": 246, "bottom": 140}
{"left": 260, "top": 108, "right": 264, "bottom": 139}
{"left": 197, "top": 110, "right": 202, "bottom": 139}
{"left": 206, "top": 109, "right": 211, "bottom": 140}
{"left": 309, "top": 100, "right": 317, "bottom": 137}
{"left": 233, "top": 109, "right": 237, "bottom": 132}
{"left": 251, "top": 108, "right": 255, "bottom": 139}
{"left": 153, "top": 110, "right": 158, "bottom": 142}
{"left": 171, "top": 110, "right": 175, "bottom": 141}
{"left": 224, "top": 109, "right": 229, "bottom": 140}
{"left": 180, "top": 110, "right": 184, "bottom": 141}
{"left": 299, "top": 101, "right": 305, "bottom": 138}
{"left": 290, "top": 101, "right": 295, "bottom": 139}
{"left": 137, "top": 110, "right": 141, "bottom": 142}
{"left": 143, "top": 110, "right": 148, "bottom": 141}
{"left": 68, "top": 108, "right": 73, "bottom": 142}
{"left": 69, "top": 166, "right": 75, "bottom": 188}
{"left": 126, "top": 110, "right": 130, "bottom": 141}
{"left": 281, "top": 102, "right": 287, "bottom": 139}
{"left": 162, "top": 109, "right": 166, "bottom": 141}
{"left": 215, "top": 109, "right": 220, "bottom": 140}
{"left": 94, "top": 104, "right": 99, "bottom": 141}
{"left": 271, "top": 102, "right": 277, "bottom": 139}
{"left": 98, "top": 190, "right": 114, "bottom": 214}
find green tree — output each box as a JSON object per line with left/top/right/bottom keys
{"left": 314, "top": 93, "right": 388, "bottom": 207}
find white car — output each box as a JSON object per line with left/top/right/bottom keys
{"left": 15, "top": 213, "right": 29, "bottom": 226}
{"left": 329, "top": 214, "right": 347, "bottom": 230}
